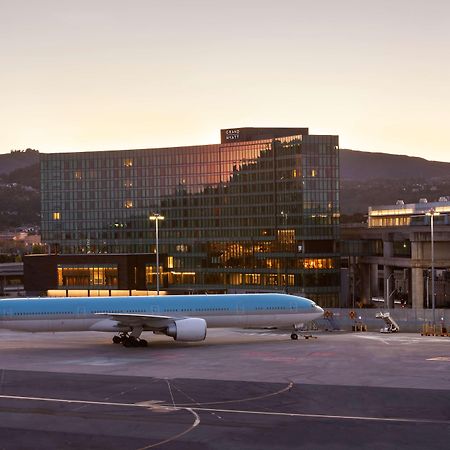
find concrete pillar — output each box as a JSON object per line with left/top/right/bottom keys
{"left": 383, "top": 240, "right": 394, "bottom": 258}
{"left": 411, "top": 267, "right": 424, "bottom": 309}
{"left": 360, "top": 263, "right": 371, "bottom": 304}
{"left": 371, "top": 264, "right": 379, "bottom": 298}
{"left": 384, "top": 266, "right": 393, "bottom": 309}
{"left": 340, "top": 268, "right": 350, "bottom": 308}
{"left": 411, "top": 241, "right": 425, "bottom": 263}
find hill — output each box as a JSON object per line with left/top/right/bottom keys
{"left": 0, "top": 149, "right": 40, "bottom": 175}
{"left": 340, "top": 149, "right": 450, "bottom": 181}
{"left": 0, "top": 150, "right": 40, "bottom": 230}
{"left": 339, "top": 149, "right": 450, "bottom": 215}
{"left": 1, "top": 162, "right": 40, "bottom": 190}
{"left": 0, "top": 147, "right": 450, "bottom": 229}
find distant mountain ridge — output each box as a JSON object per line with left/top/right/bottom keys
{"left": 340, "top": 149, "right": 450, "bottom": 181}
{"left": 0, "top": 147, "right": 450, "bottom": 229}
{"left": 0, "top": 149, "right": 39, "bottom": 175}
{"left": 2, "top": 148, "right": 449, "bottom": 181}
{"left": 1, "top": 148, "right": 449, "bottom": 181}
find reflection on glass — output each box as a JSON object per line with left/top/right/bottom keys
{"left": 43, "top": 132, "right": 340, "bottom": 306}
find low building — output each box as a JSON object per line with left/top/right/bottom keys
{"left": 342, "top": 198, "right": 450, "bottom": 309}
{"left": 0, "top": 262, "right": 24, "bottom": 297}
{"left": 23, "top": 253, "right": 162, "bottom": 297}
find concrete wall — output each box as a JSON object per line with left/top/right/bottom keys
{"left": 316, "top": 308, "right": 450, "bottom": 333}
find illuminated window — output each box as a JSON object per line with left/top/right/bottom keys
{"left": 169, "top": 271, "right": 196, "bottom": 285}
{"left": 277, "top": 229, "right": 295, "bottom": 243}
{"left": 123, "top": 159, "right": 133, "bottom": 167}
{"left": 303, "top": 258, "right": 334, "bottom": 269}
{"left": 311, "top": 169, "right": 317, "bottom": 177}
{"left": 244, "top": 273, "right": 260, "bottom": 285}
{"left": 57, "top": 264, "right": 118, "bottom": 288}
{"left": 74, "top": 171, "right": 82, "bottom": 180}
{"left": 229, "top": 273, "right": 242, "bottom": 285}
{"left": 124, "top": 200, "right": 133, "bottom": 208}
{"left": 52, "top": 212, "right": 61, "bottom": 220}
{"left": 281, "top": 274, "right": 295, "bottom": 286}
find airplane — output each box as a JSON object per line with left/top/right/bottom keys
{"left": 0, "top": 293, "right": 324, "bottom": 347}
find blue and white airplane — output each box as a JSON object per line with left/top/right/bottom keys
{"left": 0, "top": 293, "right": 324, "bottom": 347}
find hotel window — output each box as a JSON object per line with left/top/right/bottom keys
{"left": 303, "top": 258, "right": 334, "bottom": 269}
{"left": 57, "top": 264, "right": 118, "bottom": 288}
{"left": 52, "top": 212, "right": 61, "bottom": 220}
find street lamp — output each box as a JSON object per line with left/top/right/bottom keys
{"left": 280, "top": 211, "right": 288, "bottom": 292}
{"left": 386, "top": 272, "right": 395, "bottom": 310}
{"left": 150, "top": 213, "right": 165, "bottom": 295}
{"left": 426, "top": 208, "right": 440, "bottom": 327}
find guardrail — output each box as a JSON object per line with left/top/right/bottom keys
{"left": 317, "top": 308, "right": 450, "bottom": 333}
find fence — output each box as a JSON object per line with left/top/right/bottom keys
{"left": 317, "top": 308, "right": 450, "bottom": 333}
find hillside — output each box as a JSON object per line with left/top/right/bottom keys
{"left": 340, "top": 149, "right": 450, "bottom": 181}
{"left": 0, "top": 149, "right": 39, "bottom": 175}
{"left": 340, "top": 178, "right": 450, "bottom": 215}
{"left": 0, "top": 151, "right": 40, "bottom": 230}
{"left": 339, "top": 149, "right": 450, "bottom": 215}
{"left": 0, "top": 147, "right": 450, "bottom": 229}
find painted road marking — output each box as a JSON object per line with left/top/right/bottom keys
{"left": 427, "top": 356, "right": 450, "bottom": 362}
{"left": 0, "top": 393, "right": 448, "bottom": 425}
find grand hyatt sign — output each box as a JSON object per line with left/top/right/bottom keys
{"left": 220, "top": 127, "right": 308, "bottom": 144}
{"left": 225, "top": 129, "right": 240, "bottom": 140}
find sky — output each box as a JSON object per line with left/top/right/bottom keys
{"left": 1, "top": 0, "right": 450, "bottom": 161}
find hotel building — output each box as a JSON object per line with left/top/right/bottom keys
{"left": 32, "top": 127, "right": 340, "bottom": 306}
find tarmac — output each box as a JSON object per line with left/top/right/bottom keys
{"left": 0, "top": 329, "right": 449, "bottom": 449}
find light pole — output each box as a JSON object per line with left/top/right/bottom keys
{"left": 426, "top": 208, "right": 439, "bottom": 327}
{"left": 150, "top": 213, "right": 165, "bottom": 295}
{"left": 386, "top": 272, "right": 395, "bottom": 310}
{"left": 280, "top": 211, "right": 288, "bottom": 292}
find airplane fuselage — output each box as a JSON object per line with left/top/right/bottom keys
{"left": 0, "top": 293, "right": 324, "bottom": 343}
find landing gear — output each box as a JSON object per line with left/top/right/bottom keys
{"left": 123, "top": 336, "right": 148, "bottom": 347}
{"left": 290, "top": 325, "right": 317, "bottom": 340}
{"left": 112, "top": 332, "right": 148, "bottom": 347}
{"left": 290, "top": 331, "right": 317, "bottom": 340}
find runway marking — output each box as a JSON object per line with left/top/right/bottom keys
{"left": 172, "top": 381, "right": 294, "bottom": 406}
{"left": 427, "top": 356, "right": 450, "bottom": 362}
{"left": 57, "top": 357, "right": 149, "bottom": 366}
{"left": 354, "top": 334, "right": 448, "bottom": 345}
{"left": 191, "top": 406, "right": 450, "bottom": 425}
{"left": 353, "top": 335, "right": 391, "bottom": 345}
{"left": 165, "top": 379, "right": 176, "bottom": 407}
{"left": 0, "top": 393, "right": 448, "bottom": 425}
{"left": 0, "top": 393, "right": 200, "bottom": 449}
{"left": 136, "top": 407, "right": 200, "bottom": 450}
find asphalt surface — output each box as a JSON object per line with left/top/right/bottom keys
{"left": 0, "top": 330, "right": 449, "bottom": 449}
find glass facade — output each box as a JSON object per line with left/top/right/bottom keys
{"left": 41, "top": 129, "right": 340, "bottom": 306}
{"left": 57, "top": 264, "right": 118, "bottom": 288}
{"left": 368, "top": 200, "right": 450, "bottom": 227}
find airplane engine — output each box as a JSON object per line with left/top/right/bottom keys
{"left": 165, "top": 318, "right": 207, "bottom": 342}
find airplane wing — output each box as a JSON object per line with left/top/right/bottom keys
{"left": 94, "top": 312, "right": 178, "bottom": 331}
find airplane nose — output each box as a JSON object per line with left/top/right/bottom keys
{"left": 315, "top": 305, "right": 324, "bottom": 317}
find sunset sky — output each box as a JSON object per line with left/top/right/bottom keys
{"left": 1, "top": 0, "right": 449, "bottom": 161}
